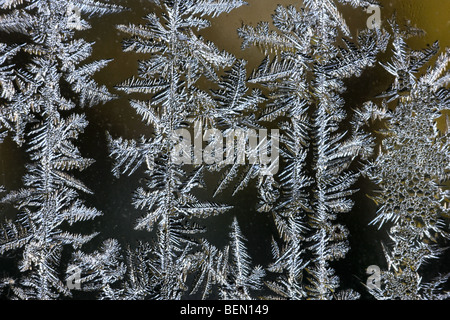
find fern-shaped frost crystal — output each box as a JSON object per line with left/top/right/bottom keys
{"left": 0, "top": 0, "right": 122, "bottom": 299}
{"left": 364, "top": 21, "right": 450, "bottom": 300}
{"left": 110, "top": 0, "right": 246, "bottom": 299}
{"left": 191, "top": 217, "right": 265, "bottom": 300}
{"left": 239, "top": 0, "right": 389, "bottom": 299}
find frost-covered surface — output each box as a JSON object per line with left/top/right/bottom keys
{"left": 239, "top": 0, "right": 389, "bottom": 299}
{"left": 0, "top": 0, "right": 448, "bottom": 300}
{"left": 0, "top": 0, "right": 122, "bottom": 299}
{"left": 362, "top": 20, "right": 450, "bottom": 300}
{"left": 107, "top": 0, "right": 254, "bottom": 299}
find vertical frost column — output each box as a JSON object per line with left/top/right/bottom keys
{"left": 109, "top": 0, "right": 246, "bottom": 300}
{"left": 365, "top": 22, "right": 450, "bottom": 300}
{"left": 0, "top": 41, "right": 22, "bottom": 210}
{"left": 190, "top": 217, "right": 266, "bottom": 299}
{"left": 0, "top": 0, "right": 122, "bottom": 299}
{"left": 238, "top": 0, "right": 389, "bottom": 299}
{"left": 0, "top": 40, "right": 25, "bottom": 292}
{"left": 0, "top": 42, "right": 26, "bottom": 144}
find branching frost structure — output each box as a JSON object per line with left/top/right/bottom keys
{"left": 238, "top": 0, "right": 389, "bottom": 299}
{"left": 0, "top": 0, "right": 122, "bottom": 299}
{"left": 191, "top": 217, "right": 265, "bottom": 299}
{"left": 0, "top": 43, "right": 24, "bottom": 144}
{"left": 0, "top": 0, "right": 448, "bottom": 301}
{"left": 363, "top": 21, "right": 450, "bottom": 300}
{"left": 109, "top": 0, "right": 250, "bottom": 300}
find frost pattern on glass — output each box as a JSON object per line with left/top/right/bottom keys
{"left": 0, "top": 0, "right": 122, "bottom": 299}
{"left": 0, "top": 43, "right": 24, "bottom": 144}
{"left": 238, "top": 0, "right": 389, "bottom": 299}
{"left": 362, "top": 20, "right": 450, "bottom": 300}
{"left": 0, "top": 0, "right": 448, "bottom": 301}
{"left": 108, "top": 0, "right": 252, "bottom": 300}
{"left": 191, "top": 217, "right": 265, "bottom": 299}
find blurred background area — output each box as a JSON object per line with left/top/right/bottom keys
{"left": 0, "top": 0, "right": 449, "bottom": 299}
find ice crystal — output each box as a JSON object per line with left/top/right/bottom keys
{"left": 0, "top": 0, "right": 122, "bottom": 299}
{"left": 363, "top": 20, "right": 450, "bottom": 300}
{"left": 108, "top": 0, "right": 247, "bottom": 300}
{"left": 0, "top": 43, "right": 29, "bottom": 145}
{"left": 68, "top": 238, "right": 187, "bottom": 300}
{"left": 67, "top": 238, "right": 126, "bottom": 299}
{"left": 239, "top": 1, "right": 389, "bottom": 299}
{"left": 191, "top": 217, "right": 265, "bottom": 300}
{"left": 0, "top": 0, "right": 448, "bottom": 302}
{"left": 205, "top": 59, "right": 267, "bottom": 197}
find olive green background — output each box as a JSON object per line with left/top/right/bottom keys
{"left": 0, "top": 0, "right": 449, "bottom": 299}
